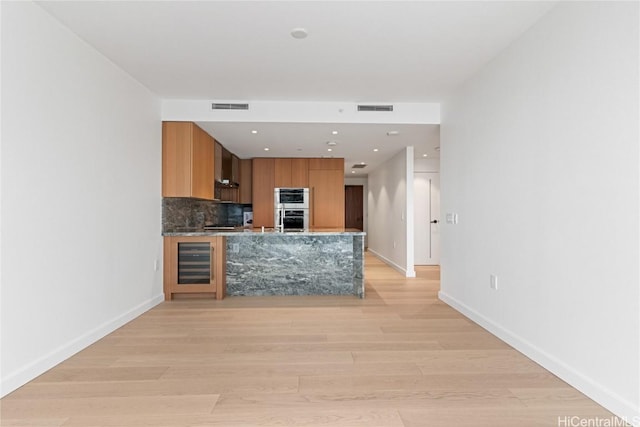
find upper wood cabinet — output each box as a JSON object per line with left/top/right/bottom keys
{"left": 239, "top": 159, "right": 252, "bottom": 204}
{"left": 252, "top": 158, "right": 275, "bottom": 227}
{"left": 221, "top": 147, "right": 232, "bottom": 182}
{"left": 290, "top": 158, "right": 309, "bottom": 187}
{"left": 308, "top": 158, "right": 344, "bottom": 171}
{"left": 214, "top": 141, "right": 223, "bottom": 182}
{"left": 275, "top": 158, "right": 309, "bottom": 187}
{"left": 274, "top": 158, "right": 291, "bottom": 188}
{"left": 231, "top": 154, "right": 240, "bottom": 184}
{"left": 162, "top": 122, "right": 214, "bottom": 200}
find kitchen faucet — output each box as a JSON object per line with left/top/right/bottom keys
{"left": 275, "top": 204, "right": 285, "bottom": 232}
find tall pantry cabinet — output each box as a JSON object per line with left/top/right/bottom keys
{"left": 308, "top": 158, "right": 345, "bottom": 228}
{"left": 252, "top": 158, "right": 275, "bottom": 228}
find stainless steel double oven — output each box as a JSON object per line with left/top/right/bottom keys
{"left": 274, "top": 188, "right": 309, "bottom": 231}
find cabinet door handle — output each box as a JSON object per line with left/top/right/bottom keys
{"left": 210, "top": 245, "right": 215, "bottom": 282}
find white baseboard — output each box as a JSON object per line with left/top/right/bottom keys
{"left": 0, "top": 294, "right": 164, "bottom": 397}
{"left": 438, "top": 291, "right": 640, "bottom": 427}
{"left": 367, "top": 248, "right": 415, "bottom": 277}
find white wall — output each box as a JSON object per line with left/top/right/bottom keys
{"left": 440, "top": 2, "right": 639, "bottom": 423}
{"left": 163, "top": 99, "right": 440, "bottom": 125}
{"left": 0, "top": 2, "right": 163, "bottom": 396}
{"left": 414, "top": 158, "right": 439, "bottom": 173}
{"left": 367, "top": 147, "right": 415, "bottom": 277}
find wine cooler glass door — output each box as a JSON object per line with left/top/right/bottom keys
{"left": 177, "top": 242, "right": 212, "bottom": 284}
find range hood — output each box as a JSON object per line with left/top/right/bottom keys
{"left": 215, "top": 179, "right": 239, "bottom": 188}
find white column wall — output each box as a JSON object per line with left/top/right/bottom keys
{"left": 367, "top": 147, "right": 415, "bottom": 277}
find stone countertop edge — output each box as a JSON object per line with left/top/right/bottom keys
{"left": 163, "top": 229, "right": 366, "bottom": 237}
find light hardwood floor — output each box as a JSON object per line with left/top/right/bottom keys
{"left": 1, "top": 254, "right": 624, "bottom": 426}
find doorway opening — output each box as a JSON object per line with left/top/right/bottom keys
{"left": 344, "top": 185, "right": 364, "bottom": 231}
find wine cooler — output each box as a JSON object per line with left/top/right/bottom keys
{"left": 178, "top": 242, "right": 213, "bottom": 284}
{"left": 163, "top": 236, "right": 226, "bottom": 300}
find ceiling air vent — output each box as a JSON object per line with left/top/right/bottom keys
{"left": 352, "top": 164, "right": 367, "bottom": 169}
{"left": 357, "top": 104, "right": 393, "bottom": 112}
{"left": 211, "top": 103, "right": 249, "bottom": 110}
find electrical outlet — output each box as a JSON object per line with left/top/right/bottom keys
{"left": 393, "top": 241, "right": 397, "bottom": 248}
{"left": 154, "top": 259, "right": 159, "bottom": 271}
{"left": 490, "top": 274, "right": 498, "bottom": 290}
{"left": 231, "top": 243, "right": 240, "bottom": 253}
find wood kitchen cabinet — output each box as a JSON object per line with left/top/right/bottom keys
{"left": 275, "top": 158, "right": 309, "bottom": 187}
{"left": 215, "top": 142, "right": 242, "bottom": 202}
{"left": 309, "top": 168, "right": 345, "bottom": 228}
{"left": 221, "top": 147, "right": 232, "bottom": 181}
{"left": 274, "top": 158, "right": 291, "bottom": 187}
{"left": 239, "top": 159, "right": 252, "bottom": 203}
{"left": 308, "top": 158, "right": 344, "bottom": 171}
{"left": 252, "top": 158, "right": 275, "bottom": 227}
{"left": 231, "top": 154, "right": 240, "bottom": 184}
{"left": 214, "top": 141, "right": 223, "bottom": 182}
{"left": 162, "top": 122, "right": 215, "bottom": 200}
{"left": 163, "top": 236, "right": 226, "bottom": 300}
{"left": 291, "top": 158, "right": 309, "bottom": 187}
{"left": 254, "top": 157, "right": 344, "bottom": 228}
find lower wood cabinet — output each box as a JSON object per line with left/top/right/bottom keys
{"left": 163, "top": 236, "right": 226, "bottom": 300}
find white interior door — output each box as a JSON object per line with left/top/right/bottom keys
{"left": 414, "top": 172, "right": 440, "bottom": 265}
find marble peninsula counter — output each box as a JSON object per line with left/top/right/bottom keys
{"left": 163, "top": 229, "right": 366, "bottom": 298}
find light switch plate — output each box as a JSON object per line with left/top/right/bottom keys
{"left": 490, "top": 275, "right": 498, "bottom": 290}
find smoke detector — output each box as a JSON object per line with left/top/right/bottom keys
{"left": 326, "top": 141, "right": 338, "bottom": 147}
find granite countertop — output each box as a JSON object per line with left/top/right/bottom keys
{"left": 163, "top": 228, "right": 366, "bottom": 237}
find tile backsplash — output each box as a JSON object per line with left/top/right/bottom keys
{"left": 162, "top": 198, "right": 251, "bottom": 232}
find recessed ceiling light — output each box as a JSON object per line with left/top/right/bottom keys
{"left": 351, "top": 171, "right": 356, "bottom": 174}
{"left": 360, "top": 162, "right": 365, "bottom": 165}
{"left": 251, "top": 130, "right": 258, "bottom": 134}
{"left": 423, "top": 154, "right": 428, "bottom": 157}
{"left": 290, "top": 28, "right": 308, "bottom": 39}
{"left": 327, "top": 148, "right": 332, "bottom": 152}
{"left": 264, "top": 147, "right": 269, "bottom": 151}
{"left": 387, "top": 131, "right": 399, "bottom": 136}
{"left": 373, "top": 148, "right": 379, "bottom": 152}
{"left": 332, "top": 130, "right": 338, "bottom": 135}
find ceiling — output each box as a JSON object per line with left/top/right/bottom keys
{"left": 198, "top": 121, "right": 441, "bottom": 175}
{"left": 37, "top": 1, "right": 556, "bottom": 175}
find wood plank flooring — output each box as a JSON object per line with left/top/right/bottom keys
{"left": 1, "top": 254, "right": 624, "bottom": 426}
